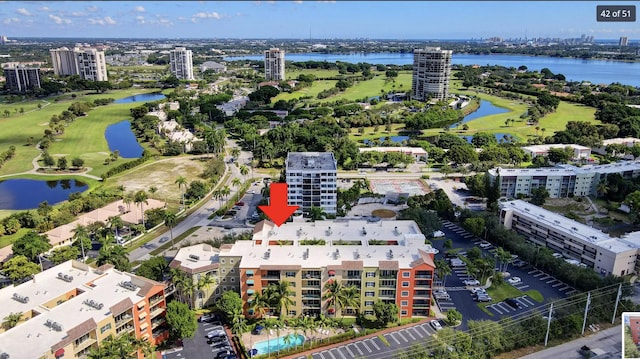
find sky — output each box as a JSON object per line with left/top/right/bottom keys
{"left": 1, "top": 1, "right": 639, "bottom": 40}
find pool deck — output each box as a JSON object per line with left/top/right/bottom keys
{"left": 241, "top": 326, "right": 345, "bottom": 353}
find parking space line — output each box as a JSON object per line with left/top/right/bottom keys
{"left": 490, "top": 305, "right": 504, "bottom": 315}
{"left": 497, "top": 303, "right": 512, "bottom": 312}
{"left": 344, "top": 345, "right": 355, "bottom": 358}
{"left": 402, "top": 329, "right": 417, "bottom": 341}
{"left": 411, "top": 327, "right": 424, "bottom": 338}
{"left": 397, "top": 332, "right": 409, "bottom": 343}
{"left": 521, "top": 297, "right": 535, "bottom": 306}
{"left": 546, "top": 279, "right": 557, "bottom": 284}
{"left": 325, "top": 350, "right": 337, "bottom": 359}
{"left": 361, "top": 341, "right": 372, "bottom": 353}
{"left": 352, "top": 343, "right": 364, "bottom": 356}
{"left": 516, "top": 284, "right": 530, "bottom": 290}
{"left": 552, "top": 282, "right": 564, "bottom": 288}
{"left": 318, "top": 352, "right": 326, "bottom": 359}
{"left": 335, "top": 348, "right": 347, "bottom": 359}
{"left": 386, "top": 334, "right": 401, "bottom": 345}
{"left": 368, "top": 338, "right": 380, "bottom": 350}
{"left": 416, "top": 325, "right": 431, "bottom": 336}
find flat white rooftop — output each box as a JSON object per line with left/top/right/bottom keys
{"left": 170, "top": 243, "right": 220, "bottom": 274}
{"left": 521, "top": 144, "right": 591, "bottom": 152}
{"left": 0, "top": 261, "right": 159, "bottom": 358}
{"left": 358, "top": 147, "right": 427, "bottom": 155}
{"left": 489, "top": 161, "right": 640, "bottom": 177}
{"left": 601, "top": 138, "right": 640, "bottom": 146}
{"left": 286, "top": 152, "right": 337, "bottom": 172}
{"left": 500, "top": 200, "right": 640, "bottom": 253}
{"left": 233, "top": 220, "right": 437, "bottom": 269}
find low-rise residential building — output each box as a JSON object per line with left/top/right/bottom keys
{"left": 499, "top": 200, "right": 640, "bottom": 276}
{"left": 521, "top": 144, "right": 591, "bottom": 160}
{"left": 358, "top": 147, "right": 428, "bottom": 162}
{"left": 169, "top": 243, "right": 222, "bottom": 309}
{"left": 593, "top": 138, "right": 640, "bottom": 159}
{"left": 199, "top": 61, "right": 227, "bottom": 73}
{"left": 488, "top": 161, "right": 640, "bottom": 198}
{"left": 0, "top": 260, "right": 168, "bottom": 359}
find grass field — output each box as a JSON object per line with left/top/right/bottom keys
{"left": 348, "top": 123, "right": 407, "bottom": 142}
{"left": 272, "top": 80, "right": 337, "bottom": 102}
{"left": 320, "top": 72, "right": 412, "bottom": 103}
{"left": 0, "top": 88, "right": 160, "bottom": 177}
{"left": 285, "top": 68, "right": 343, "bottom": 79}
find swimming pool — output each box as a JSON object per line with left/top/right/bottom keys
{"left": 252, "top": 334, "right": 305, "bottom": 355}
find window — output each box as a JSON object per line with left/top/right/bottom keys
{"left": 402, "top": 272, "right": 410, "bottom": 278}
{"left": 222, "top": 278, "right": 226, "bottom": 282}
{"left": 222, "top": 269, "right": 226, "bottom": 274}
{"left": 366, "top": 282, "right": 375, "bottom": 287}
{"left": 286, "top": 271, "right": 296, "bottom": 278}
{"left": 402, "top": 281, "right": 410, "bottom": 287}
{"left": 366, "top": 272, "right": 376, "bottom": 278}
{"left": 401, "top": 291, "right": 409, "bottom": 297}
{"left": 364, "top": 310, "right": 374, "bottom": 316}
{"left": 230, "top": 269, "right": 235, "bottom": 273}
{"left": 401, "top": 300, "right": 408, "bottom": 307}
{"left": 230, "top": 259, "right": 234, "bottom": 264}
{"left": 231, "top": 278, "right": 235, "bottom": 282}
{"left": 365, "top": 291, "right": 375, "bottom": 297}
{"left": 289, "top": 310, "right": 297, "bottom": 316}
{"left": 365, "top": 301, "right": 374, "bottom": 307}
{"left": 221, "top": 259, "right": 225, "bottom": 264}
{"left": 401, "top": 310, "right": 408, "bottom": 316}
{"left": 100, "top": 323, "right": 112, "bottom": 334}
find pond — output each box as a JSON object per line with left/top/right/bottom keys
{"left": 114, "top": 93, "right": 166, "bottom": 104}
{"left": 450, "top": 100, "right": 510, "bottom": 129}
{"left": 0, "top": 178, "right": 88, "bottom": 210}
{"left": 461, "top": 133, "right": 517, "bottom": 144}
{"left": 104, "top": 120, "right": 144, "bottom": 158}
{"left": 363, "top": 135, "right": 410, "bottom": 145}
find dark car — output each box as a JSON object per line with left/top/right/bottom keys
{"left": 235, "top": 202, "right": 245, "bottom": 206}
{"left": 505, "top": 298, "right": 523, "bottom": 309}
{"left": 216, "top": 350, "right": 234, "bottom": 359}
{"left": 252, "top": 325, "right": 264, "bottom": 335}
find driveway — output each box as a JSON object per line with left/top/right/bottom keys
{"left": 163, "top": 320, "right": 234, "bottom": 359}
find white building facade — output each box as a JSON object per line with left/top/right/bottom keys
{"left": 50, "top": 47, "right": 108, "bottom": 81}
{"left": 411, "top": 47, "right": 452, "bottom": 101}
{"left": 286, "top": 152, "right": 337, "bottom": 216}
{"left": 169, "top": 47, "right": 195, "bottom": 80}
{"left": 264, "top": 48, "right": 285, "bottom": 81}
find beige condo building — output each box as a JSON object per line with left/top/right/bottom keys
{"left": 50, "top": 47, "right": 108, "bottom": 81}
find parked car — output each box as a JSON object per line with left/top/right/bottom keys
{"left": 235, "top": 202, "right": 245, "bottom": 206}
{"left": 470, "top": 287, "right": 486, "bottom": 294}
{"left": 206, "top": 329, "right": 226, "bottom": 339}
{"left": 507, "top": 277, "right": 522, "bottom": 285}
{"left": 430, "top": 320, "right": 443, "bottom": 331}
{"left": 463, "top": 279, "right": 480, "bottom": 286}
{"left": 552, "top": 252, "right": 564, "bottom": 259}
{"left": 512, "top": 259, "right": 528, "bottom": 268}
{"left": 216, "top": 350, "right": 234, "bottom": 359}
{"left": 479, "top": 241, "right": 492, "bottom": 249}
{"left": 252, "top": 325, "right": 264, "bottom": 335}
{"left": 433, "top": 230, "right": 445, "bottom": 238}
{"left": 450, "top": 258, "right": 466, "bottom": 267}
{"left": 475, "top": 294, "right": 492, "bottom": 302}
{"left": 434, "top": 290, "right": 451, "bottom": 300}
{"left": 505, "top": 298, "right": 523, "bottom": 309}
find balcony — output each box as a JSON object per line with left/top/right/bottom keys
{"left": 151, "top": 318, "right": 166, "bottom": 329}
{"left": 150, "top": 305, "right": 164, "bottom": 318}
{"left": 115, "top": 314, "right": 133, "bottom": 328}
{"left": 74, "top": 338, "right": 97, "bottom": 354}
{"left": 413, "top": 291, "right": 430, "bottom": 298}
{"left": 302, "top": 294, "right": 321, "bottom": 299}
{"left": 149, "top": 295, "right": 164, "bottom": 306}
{"left": 261, "top": 275, "right": 280, "bottom": 280}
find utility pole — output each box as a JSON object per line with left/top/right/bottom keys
{"left": 544, "top": 303, "right": 553, "bottom": 347}
{"left": 612, "top": 283, "right": 623, "bottom": 324}
{"left": 581, "top": 292, "right": 591, "bottom": 335}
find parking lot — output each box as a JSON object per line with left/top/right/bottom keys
{"left": 430, "top": 220, "right": 576, "bottom": 327}
{"left": 163, "top": 318, "right": 235, "bottom": 359}
{"left": 295, "top": 321, "right": 440, "bottom": 359}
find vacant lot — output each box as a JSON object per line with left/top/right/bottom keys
{"left": 107, "top": 156, "right": 210, "bottom": 204}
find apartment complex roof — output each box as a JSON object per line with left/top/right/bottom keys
{"left": 0, "top": 261, "right": 161, "bottom": 359}
{"left": 489, "top": 160, "right": 640, "bottom": 177}
{"left": 169, "top": 243, "right": 220, "bottom": 274}
{"left": 500, "top": 200, "right": 640, "bottom": 253}
{"left": 521, "top": 144, "right": 591, "bottom": 152}
{"left": 358, "top": 147, "right": 427, "bottom": 155}
{"left": 232, "top": 220, "right": 437, "bottom": 269}
{"left": 286, "top": 152, "right": 337, "bottom": 172}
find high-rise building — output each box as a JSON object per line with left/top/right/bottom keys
{"left": 3, "top": 66, "right": 41, "bottom": 93}
{"left": 620, "top": 37, "right": 629, "bottom": 47}
{"left": 264, "top": 48, "right": 285, "bottom": 81}
{"left": 0, "top": 260, "right": 168, "bottom": 358}
{"left": 169, "top": 47, "right": 194, "bottom": 80}
{"left": 49, "top": 47, "right": 108, "bottom": 81}
{"left": 411, "top": 47, "right": 452, "bottom": 102}
{"left": 286, "top": 152, "right": 337, "bottom": 216}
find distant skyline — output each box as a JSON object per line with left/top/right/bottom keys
{"left": 1, "top": 1, "right": 639, "bottom": 40}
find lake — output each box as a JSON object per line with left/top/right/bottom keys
{"left": 224, "top": 53, "right": 640, "bottom": 86}
{"left": 104, "top": 120, "right": 144, "bottom": 158}
{"left": 363, "top": 135, "right": 410, "bottom": 145}
{"left": 114, "top": 93, "right": 166, "bottom": 104}
{"left": 461, "top": 133, "right": 515, "bottom": 144}
{"left": 0, "top": 179, "right": 88, "bottom": 210}
{"left": 450, "top": 100, "right": 510, "bottom": 128}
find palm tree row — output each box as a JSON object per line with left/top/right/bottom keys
{"left": 170, "top": 268, "right": 216, "bottom": 309}
{"left": 322, "top": 280, "right": 361, "bottom": 320}
{"left": 87, "top": 332, "right": 154, "bottom": 359}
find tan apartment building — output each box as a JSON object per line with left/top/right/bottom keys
{"left": 50, "top": 47, "right": 108, "bottom": 81}
{"left": 0, "top": 260, "right": 168, "bottom": 359}
{"left": 412, "top": 47, "right": 452, "bottom": 101}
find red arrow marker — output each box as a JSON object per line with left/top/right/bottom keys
{"left": 258, "top": 183, "right": 299, "bottom": 226}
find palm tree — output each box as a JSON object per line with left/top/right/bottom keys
{"left": 196, "top": 273, "right": 215, "bottom": 308}
{"left": 133, "top": 190, "right": 149, "bottom": 228}
{"left": 117, "top": 184, "right": 126, "bottom": 199}
{"left": 250, "top": 291, "right": 270, "bottom": 319}
{"left": 163, "top": 210, "right": 177, "bottom": 247}
{"left": 2, "top": 312, "right": 22, "bottom": 330}
{"left": 72, "top": 224, "right": 89, "bottom": 261}
{"left": 341, "top": 285, "right": 361, "bottom": 320}
{"left": 123, "top": 192, "right": 133, "bottom": 212}
{"left": 269, "top": 281, "right": 295, "bottom": 319}
{"left": 230, "top": 308, "right": 247, "bottom": 335}
{"left": 308, "top": 206, "right": 327, "bottom": 222}
{"left": 232, "top": 178, "right": 242, "bottom": 202}
{"left": 222, "top": 185, "right": 231, "bottom": 201}
{"left": 240, "top": 165, "right": 249, "bottom": 180}
{"left": 597, "top": 180, "right": 609, "bottom": 198}
{"left": 435, "top": 258, "right": 452, "bottom": 287}
{"left": 96, "top": 243, "right": 131, "bottom": 272}
{"left": 175, "top": 176, "right": 187, "bottom": 206}
{"left": 495, "top": 247, "right": 512, "bottom": 273}
{"left": 231, "top": 147, "right": 240, "bottom": 159}
{"left": 322, "top": 280, "right": 346, "bottom": 318}
{"left": 535, "top": 126, "right": 540, "bottom": 136}
{"left": 541, "top": 128, "right": 546, "bottom": 138}
{"left": 149, "top": 185, "right": 158, "bottom": 199}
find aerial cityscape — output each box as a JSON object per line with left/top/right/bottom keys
{"left": 0, "top": 1, "right": 639, "bottom": 359}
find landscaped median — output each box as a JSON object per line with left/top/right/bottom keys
{"left": 477, "top": 282, "right": 543, "bottom": 316}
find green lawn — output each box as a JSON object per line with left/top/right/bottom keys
{"left": 285, "top": 68, "right": 343, "bottom": 79}
{"left": 347, "top": 123, "right": 407, "bottom": 142}
{"left": 320, "top": 73, "right": 411, "bottom": 103}
{"left": 272, "top": 80, "right": 337, "bottom": 102}
{"left": 0, "top": 88, "right": 160, "bottom": 177}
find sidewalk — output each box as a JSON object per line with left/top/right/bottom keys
{"left": 280, "top": 318, "right": 435, "bottom": 359}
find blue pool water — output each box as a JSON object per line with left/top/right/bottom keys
{"left": 104, "top": 120, "right": 144, "bottom": 158}
{"left": 252, "top": 334, "right": 305, "bottom": 355}
{"left": 114, "top": 93, "right": 166, "bottom": 104}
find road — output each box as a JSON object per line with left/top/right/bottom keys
{"left": 520, "top": 325, "right": 621, "bottom": 359}
{"left": 127, "top": 137, "right": 265, "bottom": 262}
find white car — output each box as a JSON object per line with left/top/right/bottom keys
{"left": 463, "top": 279, "right": 480, "bottom": 286}
{"left": 430, "top": 320, "right": 443, "bottom": 331}
{"left": 433, "top": 230, "right": 445, "bottom": 238}
{"left": 507, "top": 277, "right": 522, "bottom": 285}
{"left": 479, "top": 241, "right": 492, "bottom": 249}
{"left": 470, "top": 287, "right": 486, "bottom": 294}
